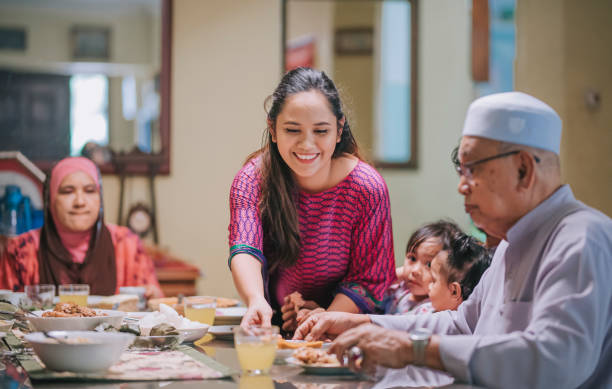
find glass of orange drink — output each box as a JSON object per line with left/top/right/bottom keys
{"left": 233, "top": 325, "right": 279, "bottom": 376}
{"left": 184, "top": 296, "right": 217, "bottom": 325}
{"left": 58, "top": 284, "right": 89, "bottom": 306}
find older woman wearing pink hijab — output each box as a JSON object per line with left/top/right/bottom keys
{"left": 0, "top": 157, "right": 163, "bottom": 297}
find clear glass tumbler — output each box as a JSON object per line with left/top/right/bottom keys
{"left": 23, "top": 284, "right": 56, "bottom": 310}
{"left": 58, "top": 284, "right": 90, "bottom": 306}
{"left": 233, "top": 325, "right": 279, "bottom": 376}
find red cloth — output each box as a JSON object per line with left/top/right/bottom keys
{"left": 0, "top": 224, "right": 162, "bottom": 296}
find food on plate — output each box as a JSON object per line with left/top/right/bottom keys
{"left": 277, "top": 337, "right": 323, "bottom": 349}
{"left": 150, "top": 323, "right": 179, "bottom": 336}
{"left": 287, "top": 291, "right": 306, "bottom": 314}
{"left": 42, "top": 302, "right": 105, "bottom": 318}
{"left": 148, "top": 296, "right": 240, "bottom": 313}
{"left": 95, "top": 322, "right": 141, "bottom": 336}
{"left": 216, "top": 297, "right": 240, "bottom": 308}
{"left": 293, "top": 347, "right": 341, "bottom": 366}
{"left": 147, "top": 297, "right": 179, "bottom": 311}
{"left": 90, "top": 294, "right": 139, "bottom": 312}
{"left": 139, "top": 303, "right": 208, "bottom": 335}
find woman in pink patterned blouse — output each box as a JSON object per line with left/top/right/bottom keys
{"left": 228, "top": 67, "right": 396, "bottom": 332}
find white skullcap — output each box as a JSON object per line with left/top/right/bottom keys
{"left": 462, "top": 91, "right": 562, "bottom": 154}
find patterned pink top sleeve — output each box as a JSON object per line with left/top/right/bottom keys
{"left": 228, "top": 158, "right": 396, "bottom": 313}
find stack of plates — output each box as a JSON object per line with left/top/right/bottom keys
{"left": 214, "top": 307, "right": 246, "bottom": 326}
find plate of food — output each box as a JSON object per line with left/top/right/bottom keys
{"left": 27, "top": 303, "right": 125, "bottom": 332}
{"left": 214, "top": 307, "right": 247, "bottom": 325}
{"left": 276, "top": 338, "right": 330, "bottom": 359}
{"left": 285, "top": 348, "right": 354, "bottom": 376}
{"left": 208, "top": 325, "right": 237, "bottom": 340}
{"left": 147, "top": 296, "right": 240, "bottom": 315}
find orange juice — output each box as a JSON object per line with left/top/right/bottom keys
{"left": 235, "top": 342, "right": 276, "bottom": 373}
{"left": 184, "top": 305, "right": 216, "bottom": 325}
{"left": 59, "top": 294, "right": 88, "bottom": 306}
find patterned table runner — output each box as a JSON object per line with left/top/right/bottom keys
{"left": 4, "top": 332, "right": 237, "bottom": 382}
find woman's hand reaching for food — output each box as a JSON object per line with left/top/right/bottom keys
{"left": 241, "top": 295, "right": 273, "bottom": 329}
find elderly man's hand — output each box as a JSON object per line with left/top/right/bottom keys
{"left": 329, "top": 323, "right": 412, "bottom": 373}
{"left": 292, "top": 311, "right": 370, "bottom": 341}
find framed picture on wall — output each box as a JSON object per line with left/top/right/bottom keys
{"left": 71, "top": 26, "right": 110, "bottom": 61}
{"left": 334, "top": 27, "right": 373, "bottom": 55}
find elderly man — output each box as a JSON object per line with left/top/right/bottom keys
{"left": 294, "top": 92, "right": 612, "bottom": 388}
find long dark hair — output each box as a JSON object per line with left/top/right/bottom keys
{"left": 251, "top": 67, "right": 361, "bottom": 271}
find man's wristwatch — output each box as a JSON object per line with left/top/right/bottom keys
{"left": 409, "top": 327, "right": 432, "bottom": 366}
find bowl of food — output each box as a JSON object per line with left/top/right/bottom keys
{"left": 130, "top": 323, "right": 184, "bottom": 350}
{"left": 131, "top": 334, "right": 184, "bottom": 350}
{"left": 27, "top": 303, "right": 125, "bottom": 332}
{"left": 24, "top": 331, "right": 135, "bottom": 373}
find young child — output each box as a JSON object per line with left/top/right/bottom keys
{"left": 384, "top": 221, "right": 462, "bottom": 315}
{"left": 428, "top": 232, "right": 491, "bottom": 311}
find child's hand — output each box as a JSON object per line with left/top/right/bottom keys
{"left": 280, "top": 292, "right": 319, "bottom": 332}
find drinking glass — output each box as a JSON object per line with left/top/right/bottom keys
{"left": 239, "top": 374, "right": 274, "bottom": 389}
{"left": 233, "top": 325, "right": 279, "bottom": 376}
{"left": 184, "top": 296, "right": 217, "bottom": 325}
{"left": 58, "top": 284, "right": 90, "bottom": 306}
{"left": 23, "top": 284, "right": 56, "bottom": 310}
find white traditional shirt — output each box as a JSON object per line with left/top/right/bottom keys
{"left": 370, "top": 185, "right": 612, "bottom": 388}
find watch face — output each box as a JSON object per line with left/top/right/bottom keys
{"left": 410, "top": 327, "right": 432, "bottom": 342}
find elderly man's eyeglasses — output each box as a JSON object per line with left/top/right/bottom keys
{"left": 452, "top": 149, "right": 540, "bottom": 179}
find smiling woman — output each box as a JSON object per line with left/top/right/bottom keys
{"left": 228, "top": 67, "right": 397, "bottom": 334}
{"left": 0, "top": 157, "right": 163, "bottom": 297}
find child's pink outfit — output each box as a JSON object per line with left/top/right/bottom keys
{"left": 383, "top": 281, "right": 434, "bottom": 314}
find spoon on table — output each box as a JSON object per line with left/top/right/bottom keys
{"left": 42, "top": 332, "right": 70, "bottom": 344}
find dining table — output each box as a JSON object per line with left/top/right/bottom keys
{"left": 1, "top": 334, "right": 483, "bottom": 389}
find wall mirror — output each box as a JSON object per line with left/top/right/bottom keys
{"left": 0, "top": 0, "right": 171, "bottom": 174}
{"left": 283, "top": 0, "right": 417, "bottom": 168}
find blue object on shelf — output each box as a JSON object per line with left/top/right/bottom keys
{"left": 0, "top": 185, "right": 42, "bottom": 236}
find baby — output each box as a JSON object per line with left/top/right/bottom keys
{"left": 384, "top": 221, "right": 462, "bottom": 315}
{"left": 428, "top": 232, "right": 491, "bottom": 311}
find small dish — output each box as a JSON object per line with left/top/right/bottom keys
{"left": 178, "top": 325, "right": 210, "bottom": 342}
{"left": 208, "top": 325, "right": 237, "bottom": 340}
{"left": 130, "top": 334, "right": 184, "bottom": 350}
{"left": 214, "top": 307, "right": 247, "bottom": 325}
{"left": 276, "top": 340, "right": 331, "bottom": 359}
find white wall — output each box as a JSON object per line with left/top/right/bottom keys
{"left": 103, "top": 0, "right": 282, "bottom": 297}
{"left": 102, "top": 0, "right": 475, "bottom": 299}
{"left": 382, "top": 0, "right": 473, "bottom": 262}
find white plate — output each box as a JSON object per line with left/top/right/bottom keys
{"left": 208, "top": 325, "right": 237, "bottom": 340}
{"left": 276, "top": 340, "right": 331, "bottom": 359}
{"left": 285, "top": 356, "right": 354, "bottom": 376}
{"left": 178, "top": 325, "right": 210, "bottom": 342}
{"left": 214, "top": 307, "right": 246, "bottom": 325}
{"left": 27, "top": 309, "right": 125, "bottom": 332}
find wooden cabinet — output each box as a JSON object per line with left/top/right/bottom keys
{"left": 146, "top": 245, "right": 201, "bottom": 297}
